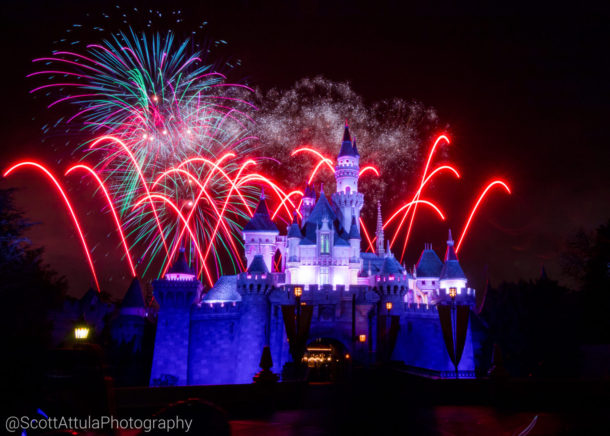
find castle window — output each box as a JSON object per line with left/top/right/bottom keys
{"left": 320, "top": 267, "right": 329, "bottom": 285}
{"left": 320, "top": 234, "right": 330, "bottom": 254}
{"left": 422, "top": 280, "right": 426, "bottom": 285}
{"left": 346, "top": 186, "right": 350, "bottom": 194}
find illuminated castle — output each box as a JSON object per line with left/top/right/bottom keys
{"left": 150, "top": 124, "right": 479, "bottom": 386}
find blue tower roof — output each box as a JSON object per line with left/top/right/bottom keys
{"left": 203, "top": 275, "right": 241, "bottom": 302}
{"left": 348, "top": 216, "right": 360, "bottom": 239}
{"left": 382, "top": 255, "right": 404, "bottom": 274}
{"left": 440, "top": 230, "right": 466, "bottom": 280}
{"left": 304, "top": 182, "right": 316, "bottom": 199}
{"left": 247, "top": 254, "right": 269, "bottom": 274}
{"left": 243, "top": 191, "right": 278, "bottom": 232}
{"left": 338, "top": 122, "right": 358, "bottom": 158}
{"left": 415, "top": 244, "right": 443, "bottom": 277}
{"left": 168, "top": 247, "right": 195, "bottom": 275}
{"left": 287, "top": 213, "right": 303, "bottom": 238}
{"left": 121, "top": 277, "right": 145, "bottom": 308}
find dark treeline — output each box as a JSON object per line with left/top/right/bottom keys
{"left": 479, "top": 219, "right": 610, "bottom": 377}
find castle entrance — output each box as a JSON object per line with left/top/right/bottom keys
{"left": 303, "top": 338, "right": 348, "bottom": 382}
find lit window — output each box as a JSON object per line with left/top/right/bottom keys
{"left": 320, "top": 234, "right": 330, "bottom": 254}
{"left": 320, "top": 267, "right": 329, "bottom": 285}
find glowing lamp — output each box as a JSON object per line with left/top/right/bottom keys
{"left": 385, "top": 302, "right": 393, "bottom": 311}
{"left": 449, "top": 287, "right": 457, "bottom": 299}
{"left": 345, "top": 354, "right": 350, "bottom": 359}
{"left": 359, "top": 334, "right": 366, "bottom": 343}
{"left": 294, "top": 286, "right": 303, "bottom": 298}
{"left": 74, "top": 326, "right": 90, "bottom": 340}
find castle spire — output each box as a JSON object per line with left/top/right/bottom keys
{"left": 343, "top": 119, "right": 351, "bottom": 142}
{"left": 375, "top": 201, "right": 385, "bottom": 256}
{"left": 444, "top": 229, "right": 458, "bottom": 261}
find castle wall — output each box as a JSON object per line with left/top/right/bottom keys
{"left": 392, "top": 307, "right": 475, "bottom": 374}
{"left": 234, "top": 283, "right": 271, "bottom": 384}
{"left": 149, "top": 308, "right": 191, "bottom": 385}
{"left": 188, "top": 304, "right": 241, "bottom": 385}
{"left": 149, "top": 279, "right": 199, "bottom": 386}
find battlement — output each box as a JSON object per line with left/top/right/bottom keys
{"left": 193, "top": 301, "right": 241, "bottom": 316}
{"left": 152, "top": 278, "right": 200, "bottom": 309}
{"left": 331, "top": 191, "right": 364, "bottom": 205}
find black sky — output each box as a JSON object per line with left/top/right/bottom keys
{"left": 2, "top": 0, "right": 609, "bottom": 297}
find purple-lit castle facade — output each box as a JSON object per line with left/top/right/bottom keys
{"left": 149, "top": 125, "right": 480, "bottom": 386}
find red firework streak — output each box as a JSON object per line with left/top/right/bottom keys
{"left": 3, "top": 161, "right": 101, "bottom": 292}
{"left": 456, "top": 180, "right": 512, "bottom": 253}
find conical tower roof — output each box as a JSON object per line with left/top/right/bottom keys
{"left": 247, "top": 254, "right": 269, "bottom": 274}
{"left": 243, "top": 190, "right": 279, "bottom": 232}
{"left": 121, "top": 277, "right": 145, "bottom": 309}
{"left": 348, "top": 215, "right": 360, "bottom": 239}
{"left": 440, "top": 230, "right": 466, "bottom": 280}
{"left": 287, "top": 213, "right": 303, "bottom": 238}
{"left": 416, "top": 243, "right": 443, "bottom": 277}
{"left": 168, "top": 247, "right": 195, "bottom": 275}
{"left": 338, "top": 121, "right": 358, "bottom": 158}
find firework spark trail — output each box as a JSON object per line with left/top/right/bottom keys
{"left": 385, "top": 165, "right": 460, "bottom": 230}
{"left": 65, "top": 164, "right": 137, "bottom": 277}
{"left": 164, "top": 154, "right": 254, "bottom": 278}
{"left": 360, "top": 217, "right": 376, "bottom": 253}
{"left": 359, "top": 166, "right": 380, "bottom": 177}
{"left": 90, "top": 135, "right": 170, "bottom": 256}
{"left": 3, "top": 162, "right": 101, "bottom": 291}
{"left": 456, "top": 180, "right": 512, "bottom": 253}
{"left": 272, "top": 190, "right": 304, "bottom": 220}
{"left": 395, "top": 135, "right": 450, "bottom": 262}
{"left": 133, "top": 193, "right": 210, "bottom": 282}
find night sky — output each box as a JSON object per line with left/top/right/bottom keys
{"left": 2, "top": 0, "right": 609, "bottom": 297}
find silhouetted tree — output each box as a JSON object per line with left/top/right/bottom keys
{"left": 480, "top": 275, "right": 579, "bottom": 377}
{"left": 562, "top": 219, "right": 610, "bottom": 342}
{"left": 0, "top": 189, "right": 67, "bottom": 413}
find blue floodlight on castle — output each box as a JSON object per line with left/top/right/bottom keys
{"left": 165, "top": 247, "right": 197, "bottom": 281}
{"left": 149, "top": 124, "right": 481, "bottom": 386}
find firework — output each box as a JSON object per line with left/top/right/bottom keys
{"left": 24, "top": 30, "right": 301, "bottom": 287}
{"left": 6, "top": 30, "right": 513, "bottom": 293}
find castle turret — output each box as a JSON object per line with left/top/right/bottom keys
{"left": 235, "top": 255, "right": 274, "bottom": 383}
{"left": 243, "top": 190, "right": 280, "bottom": 273}
{"left": 149, "top": 251, "right": 201, "bottom": 386}
{"left": 287, "top": 213, "right": 302, "bottom": 262}
{"left": 299, "top": 183, "right": 316, "bottom": 223}
{"left": 332, "top": 122, "right": 364, "bottom": 231}
{"left": 414, "top": 243, "right": 443, "bottom": 305}
{"left": 439, "top": 229, "right": 470, "bottom": 301}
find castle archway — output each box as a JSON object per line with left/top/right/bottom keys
{"left": 303, "top": 337, "right": 349, "bottom": 382}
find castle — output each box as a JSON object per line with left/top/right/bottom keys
{"left": 149, "top": 124, "right": 479, "bottom": 386}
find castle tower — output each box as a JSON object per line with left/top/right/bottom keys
{"left": 235, "top": 255, "right": 273, "bottom": 383}
{"left": 348, "top": 214, "right": 362, "bottom": 283}
{"left": 375, "top": 201, "right": 385, "bottom": 256}
{"left": 439, "top": 229, "right": 470, "bottom": 300}
{"left": 299, "top": 183, "right": 316, "bottom": 223}
{"left": 149, "top": 249, "right": 201, "bottom": 386}
{"left": 112, "top": 278, "right": 147, "bottom": 350}
{"left": 332, "top": 122, "right": 364, "bottom": 231}
{"left": 242, "top": 190, "right": 280, "bottom": 272}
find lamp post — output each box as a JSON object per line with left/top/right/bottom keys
{"left": 384, "top": 301, "right": 393, "bottom": 361}
{"left": 449, "top": 287, "right": 458, "bottom": 379}
{"left": 294, "top": 286, "right": 303, "bottom": 333}
{"left": 73, "top": 317, "right": 91, "bottom": 347}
